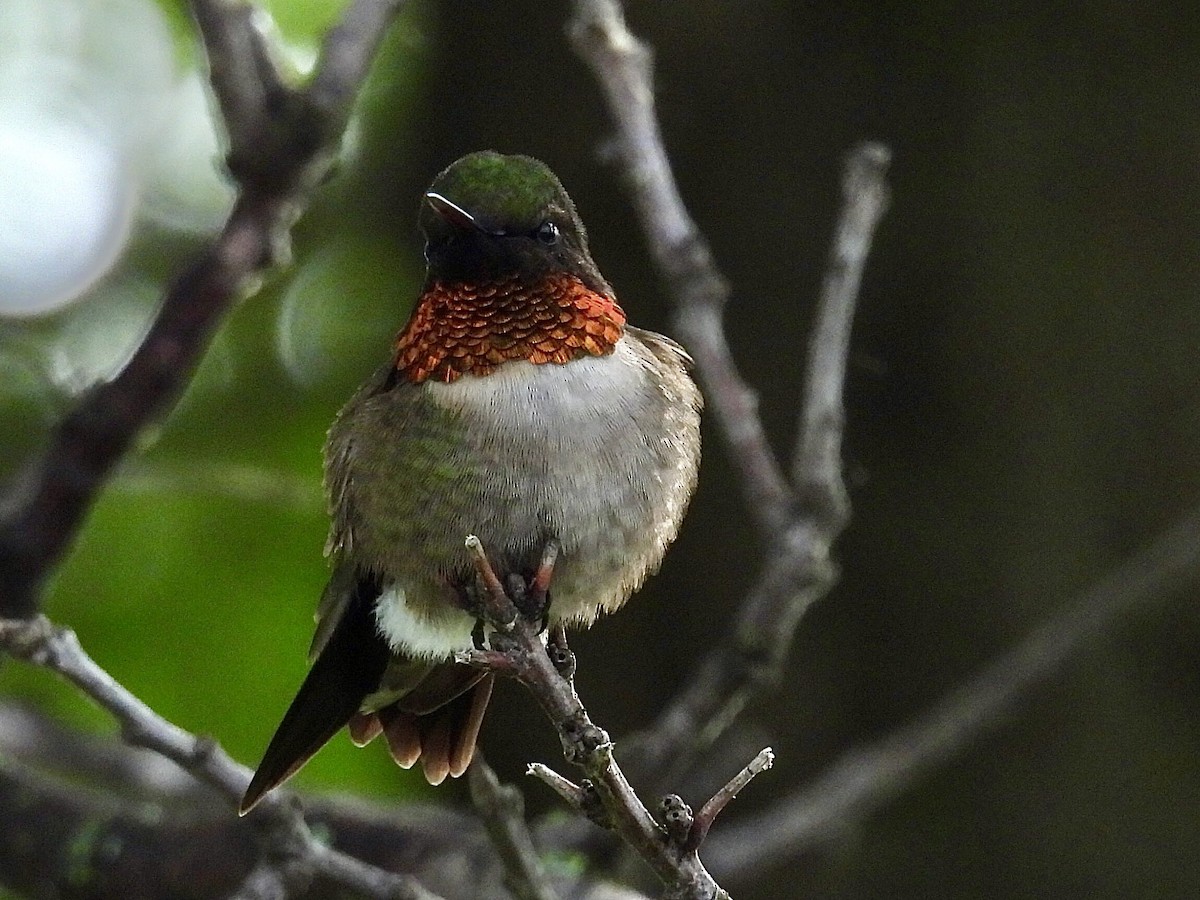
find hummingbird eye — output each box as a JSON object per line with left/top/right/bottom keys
{"left": 535, "top": 220, "right": 560, "bottom": 246}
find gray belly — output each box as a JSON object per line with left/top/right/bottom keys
{"left": 330, "top": 334, "right": 700, "bottom": 657}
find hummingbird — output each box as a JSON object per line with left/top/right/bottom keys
{"left": 240, "top": 151, "right": 701, "bottom": 814}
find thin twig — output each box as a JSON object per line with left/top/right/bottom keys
{"left": 0, "top": 615, "right": 444, "bottom": 900}
{"left": 527, "top": 763, "right": 588, "bottom": 813}
{"left": 791, "top": 142, "right": 891, "bottom": 521}
{"left": 566, "top": 0, "right": 890, "bottom": 791}
{"left": 0, "top": 0, "right": 406, "bottom": 618}
{"left": 567, "top": 0, "right": 793, "bottom": 537}
{"left": 190, "top": 0, "right": 284, "bottom": 177}
{"left": 469, "top": 758, "right": 560, "bottom": 900}
{"left": 704, "top": 504, "right": 1200, "bottom": 878}
{"left": 462, "top": 541, "right": 733, "bottom": 900}
{"left": 683, "top": 748, "right": 774, "bottom": 853}
{"left": 309, "top": 0, "right": 403, "bottom": 116}
{"left": 685, "top": 185, "right": 885, "bottom": 732}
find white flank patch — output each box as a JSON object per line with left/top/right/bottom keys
{"left": 373, "top": 584, "right": 476, "bottom": 659}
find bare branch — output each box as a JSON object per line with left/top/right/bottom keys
{"left": 190, "top": 0, "right": 284, "bottom": 175}
{"left": 683, "top": 748, "right": 774, "bottom": 854}
{"left": 464, "top": 540, "right": 735, "bottom": 900}
{"left": 705, "top": 505, "right": 1200, "bottom": 878}
{"left": 309, "top": 0, "right": 405, "bottom": 117}
{"left": 528, "top": 763, "right": 589, "bottom": 813}
{"left": 0, "top": 698, "right": 203, "bottom": 799}
{"left": 567, "top": 0, "right": 793, "bottom": 536}
{"left": 566, "top": 0, "right": 889, "bottom": 792}
{"left": 469, "top": 758, "right": 560, "bottom": 900}
{"left": 792, "top": 142, "right": 891, "bottom": 523}
{"left": 657, "top": 144, "right": 889, "bottom": 799}
{"left": 0, "top": 0, "right": 406, "bottom": 618}
{"left": 0, "top": 699, "right": 650, "bottom": 899}
{"left": 0, "top": 616, "right": 444, "bottom": 900}
{"left": 0, "top": 617, "right": 242, "bottom": 795}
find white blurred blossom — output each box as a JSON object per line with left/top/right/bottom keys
{"left": 0, "top": 0, "right": 232, "bottom": 318}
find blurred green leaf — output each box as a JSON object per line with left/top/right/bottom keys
{"left": 0, "top": 0, "right": 428, "bottom": 806}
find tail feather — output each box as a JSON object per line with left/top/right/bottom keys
{"left": 447, "top": 673, "right": 493, "bottom": 778}
{"left": 240, "top": 576, "right": 390, "bottom": 815}
{"left": 378, "top": 672, "right": 495, "bottom": 784}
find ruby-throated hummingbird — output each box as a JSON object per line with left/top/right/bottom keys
{"left": 240, "top": 151, "right": 702, "bottom": 813}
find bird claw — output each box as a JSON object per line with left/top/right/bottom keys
{"left": 527, "top": 539, "right": 559, "bottom": 621}
{"left": 463, "top": 535, "right": 560, "bottom": 639}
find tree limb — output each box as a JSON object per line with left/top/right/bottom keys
{"left": 469, "top": 757, "right": 560, "bottom": 900}
{"left": 0, "top": 615, "right": 444, "bottom": 900}
{"left": 704, "top": 504, "right": 1200, "bottom": 879}
{"left": 0, "top": 0, "right": 406, "bottom": 618}
{"left": 566, "top": 0, "right": 890, "bottom": 786}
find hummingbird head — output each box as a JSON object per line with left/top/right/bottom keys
{"left": 418, "top": 151, "right": 608, "bottom": 293}
{"left": 396, "top": 152, "right": 626, "bottom": 384}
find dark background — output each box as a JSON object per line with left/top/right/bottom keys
{"left": 2, "top": 1, "right": 1199, "bottom": 898}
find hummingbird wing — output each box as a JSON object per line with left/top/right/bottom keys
{"left": 625, "top": 325, "right": 696, "bottom": 370}
{"left": 246, "top": 361, "right": 496, "bottom": 801}
{"left": 240, "top": 571, "right": 391, "bottom": 815}
{"left": 243, "top": 571, "right": 497, "bottom": 810}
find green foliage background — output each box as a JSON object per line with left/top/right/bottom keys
{"left": 3, "top": 1, "right": 1200, "bottom": 899}
{"left": 0, "top": 0, "right": 428, "bottom": 803}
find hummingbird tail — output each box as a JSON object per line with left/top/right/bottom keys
{"left": 240, "top": 576, "right": 390, "bottom": 815}
{"left": 377, "top": 671, "right": 495, "bottom": 784}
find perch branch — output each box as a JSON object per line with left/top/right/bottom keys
{"left": 0, "top": 615, "right": 443, "bottom": 900}
{"left": 462, "top": 540, "right": 771, "bottom": 900}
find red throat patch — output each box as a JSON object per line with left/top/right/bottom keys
{"left": 394, "top": 272, "right": 627, "bottom": 383}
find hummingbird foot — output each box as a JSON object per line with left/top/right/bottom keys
{"left": 465, "top": 535, "right": 519, "bottom": 630}
{"left": 506, "top": 572, "right": 551, "bottom": 633}
{"left": 504, "top": 573, "right": 530, "bottom": 613}
{"left": 463, "top": 535, "right": 561, "bottom": 638}
{"left": 522, "top": 539, "right": 560, "bottom": 629}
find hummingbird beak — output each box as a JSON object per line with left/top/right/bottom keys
{"left": 424, "top": 192, "right": 482, "bottom": 232}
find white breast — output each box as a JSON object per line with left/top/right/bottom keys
{"left": 369, "top": 333, "right": 698, "bottom": 658}
{"left": 426, "top": 336, "right": 654, "bottom": 433}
